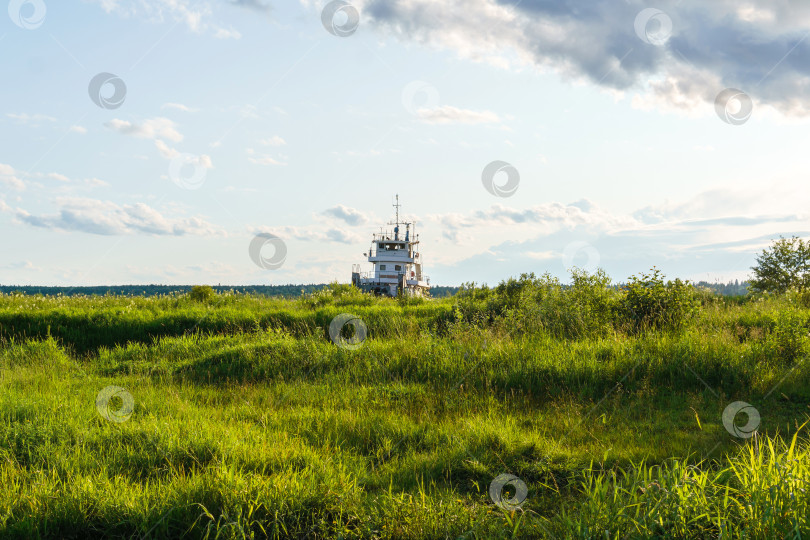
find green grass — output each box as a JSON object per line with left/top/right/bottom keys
{"left": 0, "top": 286, "right": 809, "bottom": 538}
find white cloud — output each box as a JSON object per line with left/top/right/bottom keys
{"left": 161, "top": 103, "right": 198, "bottom": 113}
{"left": 430, "top": 200, "right": 636, "bottom": 236}
{"left": 85, "top": 178, "right": 110, "bottom": 188}
{"left": 69, "top": 125, "right": 88, "bottom": 134}
{"left": 46, "top": 173, "right": 70, "bottom": 182}
{"left": 105, "top": 117, "right": 183, "bottom": 142}
{"left": 247, "top": 150, "right": 286, "bottom": 166}
{"left": 155, "top": 139, "right": 180, "bottom": 159}
{"left": 422, "top": 186, "right": 810, "bottom": 283}
{"left": 214, "top": 27, "right": 242, "bottom": 39}
{"left": 326, "top": 228, "right": 362, "bottom": 244}
{"left": 6, "top": 113, "right": 57, "bottom": 124}
{"left": 4, "top": 197, "right": 224, "bottom": 237}
{"left": 253, "top": 224, "right": 361, "bottom": 245}
{"left": 90, "top": 0, "right": 211, "bottom": 32}
{"left": 196, "top": 155, "right": 214, "bottom": 169}
{"left": 91, "top": 0, "right": 273, "bottom": 38}
{"left": 260, "top": 136, "right": 286, "bottom": 146}
{"left": 0, "top": 260, "right": 40, "bottom": 271}
{"left": 0, "top": 163, "right": 25, "bottom": 191}
{"left": 322, "top": 205, "right": 369, "bottom": 226}
{"left": 417, "top": 105, "right": 500, "bottom": 125}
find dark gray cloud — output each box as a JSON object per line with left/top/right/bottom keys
{"left": 230, "top": 0, "right": 272, "bottom": 13}
{"left": 360, "top": 0, "right": 810, "bottom": 114}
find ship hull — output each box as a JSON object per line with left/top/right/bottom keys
{"left": 352, "top": 273, "right": 429, "bottom": 297}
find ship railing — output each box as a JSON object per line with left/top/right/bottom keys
{"left": 355, "top": 272, "right": 429, "bottom": 284}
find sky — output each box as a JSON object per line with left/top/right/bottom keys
{"left": 1, "top": 0, "right": 810, "bottom": 287}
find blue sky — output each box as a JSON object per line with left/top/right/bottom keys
{"left": 1, "top": 0, "right": 810, "bottom": 286}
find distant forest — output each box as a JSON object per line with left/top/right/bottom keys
{"left": 0, "top": 281, "right": 749, "bottom": 298}
{"left": 693, "top": 280, "right": 750, "bottom": 296}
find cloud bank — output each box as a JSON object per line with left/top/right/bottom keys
{"left": 4, "top": 198, "right": 223, "bottom": 237}
{"left": 357, "top": 0, "right": 810, "bottom": 116}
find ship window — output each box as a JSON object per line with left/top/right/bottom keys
{"left": 380, "top": 265, "right": 386, "bottom": 270}
{"left": 395, "top": 265, "right": 402, "bottom": 271}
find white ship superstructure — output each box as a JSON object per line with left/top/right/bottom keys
{"left": 351, "top": 196, "right": 430, "bottom": 297}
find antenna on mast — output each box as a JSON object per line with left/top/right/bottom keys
{"left": 391, "top": 194, "right": 401, "bottom": 240}
{"left": 393, "top": 194, "right": 400, "bottom": 227}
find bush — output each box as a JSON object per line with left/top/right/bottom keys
{"left": 188, "top": 285, "right": 216, "bottom": 303}
{"left": 299, "top": 282, "right": 374, "bottom": 308}
{"left": 492, "top": 270, "right": 618, "bottom": 340}
{"left": 450, "top": 281, "right": 495, "bottom": 327}
{"left": 762, "top": 309, "right": 810, "bottom": 364}
{"left": 620, "top": 268, "right": 697, "bottom": 332}
{"left": 561, "top": 269, "right": 618, "bottom": 338}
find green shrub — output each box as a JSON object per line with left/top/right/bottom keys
{"left": 449, "top": 281, "right": 495, "bottom": 327}
{"left": 619, "top": 268, "right": 698, "bottom": 332}
{"left": 188, "top": 285, "right": 216, "bottom": 303}
{"left": 559, "top": 268, "right": 618, "bottom": 339}
{"left": 300, "top": 282, "right": 374, "bottom": 308}
{"left": 762, "top": 309, "right": 809, "bottom": 364}
{"left": 493, "top": 270, "right": 618, "bottom": 340}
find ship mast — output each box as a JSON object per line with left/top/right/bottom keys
{"left": 390, "top": 194, "right": 402, "bottom": 240}
{"left": 393, "top": 194, "right": 400, "bottom": 227}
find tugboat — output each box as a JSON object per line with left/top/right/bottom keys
{"left": 351, "top": 195, "right": 430, "bottom": 297}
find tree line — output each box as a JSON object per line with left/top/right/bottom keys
{"left": 2, "top": 234, "right": 806, "bottom": 300}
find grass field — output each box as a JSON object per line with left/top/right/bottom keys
{"left": 0, "top": 276, "right": 809, "bottom": 538}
